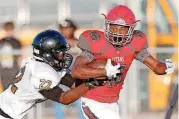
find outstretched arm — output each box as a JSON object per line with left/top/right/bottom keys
{"left": 40, "top": 83, "right": 89, "bottom": 105}
{"left": 136, "top": 49, "right": 175, "bottom": 75}
{"left": 58, "top": 84, "right": 88, "bottom": 104}
{"left": 143, "top": 56, "right": 166, "bottom": 75}
{"left": 40, "top": 73, "right": 104, "bottom": 105}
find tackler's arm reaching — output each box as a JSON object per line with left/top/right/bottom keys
{"left": 39, "top": 73, "right": 106, "bottom": 105}
{"left": 39, "top": 83, "right": 89, "bottom": 105}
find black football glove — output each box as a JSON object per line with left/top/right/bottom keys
{"left": 85, "top": 78, "right": 107, "bottom": 89}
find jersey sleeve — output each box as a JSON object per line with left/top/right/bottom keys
{"left": 77, "top": 31, "right": 98, "bottom": 61}
{"left": 59, "top": 73, "right": 75, "bottom": 88}
{"left": 135, "top": 43, "right": 151, "bottom": 62}
{"left": 39, "top": 86, "right": 64, "bottom": 102}
{"left": 77, "top": 33, "right": 91, "bottom": 52}
{"left": 77, "top": 30, "right": 108, "bottom": 58}
{"left": 79, "top": 50, "right": 94, "bottom": 62}
{"left": 134, "top": 32, "right": 151, "bottom": 62}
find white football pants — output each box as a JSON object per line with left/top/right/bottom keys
{"left": 81, "top": 97, "right": 122, "bottom": 119}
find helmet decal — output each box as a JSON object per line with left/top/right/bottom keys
{"left": 114, "top": 18, "right": 126, "bottom": 25}
{"left": 90, "top": 32, "right": 101, "bottom": 41}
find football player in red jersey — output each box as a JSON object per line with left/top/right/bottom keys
{"left": 71, "top": 5, "right": 175, "bottom": 119}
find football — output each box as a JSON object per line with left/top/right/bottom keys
{"left": 87, "top": 58, "right": 116, "bottom": 68}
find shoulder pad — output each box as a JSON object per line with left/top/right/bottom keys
{"left": 133, "top": 30, "right": 146, "bottom": 38}
{"left": 130, "top": 30, "right": 148, "bottom": 52}
{"left": 77, "top": 30, "right": 108, "bottom": 54}
{"left": 20, "top": 57, "right": 33, "bottom": 68}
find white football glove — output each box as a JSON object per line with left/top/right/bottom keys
{"left": 165, "top": 59, "right": 175, "bottom": 74}
{"left": 105, "top": 59, "right": 120, "bottom": 78}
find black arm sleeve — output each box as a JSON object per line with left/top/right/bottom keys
{"left": 60, "top": 73, "right": 76, "bottom": 88}
{"left": 39, "top": 86, "right": 64, "bottom": 102}
{"left": 75, "top": 79, "right": 84, "bottom": 87}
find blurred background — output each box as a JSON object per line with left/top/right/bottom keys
{"left": 0, "top": 0, "right": 178, "bottom": 119}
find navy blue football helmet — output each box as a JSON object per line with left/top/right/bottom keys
{"left": 32, "top": 29, "right": 73, "bottom": 71}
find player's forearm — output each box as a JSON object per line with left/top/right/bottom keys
{"left": 153, "top": 62, "right": 167, "bottom": 75}
{"left": 71, "top": 65, "right": 106, "bottom": 79}
{"left": 59, "top": 84, "right": 88, "bottom": 105}
{"left": 144, "top": 56, "right": 167, "bottom": 75}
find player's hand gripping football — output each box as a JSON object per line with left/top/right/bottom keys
{"left": 165, "top": 59, "right": 175, "bottom": 74}
{"left": 105, "top": 59, "right": 120, "bottom": 78}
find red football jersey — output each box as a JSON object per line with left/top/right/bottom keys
{"left": 77, "top": 30, "right": 148, "bottom": 103}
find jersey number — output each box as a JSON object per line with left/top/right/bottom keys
{"left": 39, "top": 79, "right": 52, "bottom": 90}
{"left": 11, "top": 67, "right": 26, "bottom": 94}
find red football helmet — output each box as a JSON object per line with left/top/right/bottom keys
{"left": 104, "top": 5, "right": 138, "bottom": 47}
